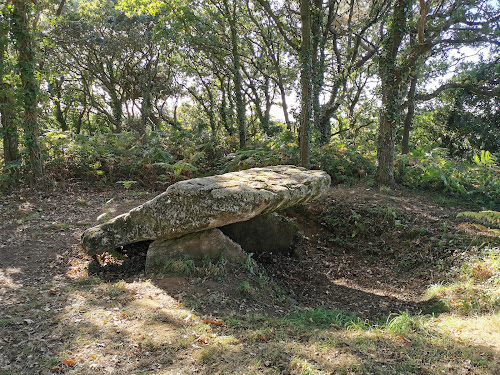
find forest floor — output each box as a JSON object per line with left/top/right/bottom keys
{"left": 1, "top": 180, "right": 499, "bottom": 374}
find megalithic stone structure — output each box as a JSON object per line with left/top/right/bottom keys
{"left": 82, "top": 165, "right": 331, "bottom": 256}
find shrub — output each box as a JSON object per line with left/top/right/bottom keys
{"left": 311, "top": 141, "right": 376, "bottom": 184}
{"left": 395, "top": 148, "right": 500, "bottom": 208}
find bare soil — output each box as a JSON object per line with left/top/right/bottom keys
{"left": 0, "top": 181, "right": 492, "bottom": 374}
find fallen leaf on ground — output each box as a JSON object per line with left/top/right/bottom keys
{"left": 203, "top": 319, "right": 224, "bottom": 326}
{"left": 63, "top": 360, "right": 76, "bottom": 366}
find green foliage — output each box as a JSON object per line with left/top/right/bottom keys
{"left": 0, "top": 161, "right": 21, "bottom": 187}
{"left": 457, "top": 211, "right": 500, "bottom": 229}
{"left": 236, "top": 281, "right": 254, "bottom": 296}
{"left": 161, "top": 257, "right": 195, "bottom": 275}
{"left": 218, "top": 148, "right": 286, "bottom": 172}
{"left": 153, "top": 161, "right": 198, "bottom": 178}
{"left": 473, "top": 150, "right": 496, "bottom": 166}
{"left": 442, "top": 61, "right": 500, "bottom": 155}
{"left": 311, "top": 142, "right": 376, "bottom": 185}
{"left": 285, "top": 308, "right": 367, "bottom": 329}
{"left": 38, "top": 130, "right": 208, "bottom": 186}
{"left": 383, "top": 312, "right": 427, "bottom": 335}
{"left": 321, "top": 202, "right": 400, "bottom": 243}
{"left": 116, "top": 180, "right": 137, "bottom": 189}
{"left": 395, "top": 148, "right": 500, "bottom": 208}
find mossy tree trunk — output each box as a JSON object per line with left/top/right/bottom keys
{"left": 225, "top": 0, "right": 246, "bottom": 148}
{"left": 12, "top": 0, "right": 43, "bottom": 181}
{"left": 376, "top": 0, "right": 410, "bottom": 187}
{"left": 0, "top": 7, "right": 19, "bottom": 165}
{"left": 299, "top": 0, "right": 312, "bottom": 168}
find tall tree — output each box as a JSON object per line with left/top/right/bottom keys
{"left": 0, "top": 3, "right": 19, "bottom": 165}
{"left": 376, "top": 0, "right": 412, "bottom": 186}
{"left": 223, "top": 0, "right": 247, "bottom": 147}
{"left": 375, "top": 0, "right": 500, "bottom": 185}
{"left": 299, "top": 0, "right": 312, "bottom": 167}
{"left": 11, "top": 0, "right": 43, "bottom": 180}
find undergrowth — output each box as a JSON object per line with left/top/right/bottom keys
{"left": 2, "top": 129, "right": 498, "bottom": 208}
{"left": 396, "top": 148, "right": 500, "bottom": 208}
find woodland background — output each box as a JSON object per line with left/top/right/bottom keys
{"left": 0, "top": 0, "right": 499, "bottom": 207}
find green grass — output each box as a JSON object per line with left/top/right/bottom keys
{"left": 284, "top": 308, "right": 367, "bottom": 329}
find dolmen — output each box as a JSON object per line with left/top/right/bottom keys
{"left": 81, "top": 165, "right": 331, "bottom": 273}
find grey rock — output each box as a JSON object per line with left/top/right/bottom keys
{"left": 221, "top": 213, "right": 298, "bottom": 255}
{"left": 145, "top": 228, "right": 247, "bottom": 273}
{"left": 82, "top": 165, "right": 331, "bottom": 255}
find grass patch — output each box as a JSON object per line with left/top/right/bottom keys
{"left": 44, "top": 223, "right": 72, "bottom": 231}
{"left": 383, "top": 312, "right": 428, "bottom": 335}
{"left": 15, "top": 212, "right": 40, "bottom": 224}
{"left": 284, "top": 308, "right": 367, "bottom": 329}
{"left": 0, "top": 318, "right": 14, "bottom": 326}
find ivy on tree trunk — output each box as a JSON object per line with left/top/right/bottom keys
{"left": 12, "top": 0, "right": 43, "bottom": 181}
{"left": 0, "top": 7, "right": 19, "bottom": 165}
{"left": 299, "top": 0, "right": 312, "bottom": 169}
{"left": 376, "top": 0, "right": 409, "bottom": 187}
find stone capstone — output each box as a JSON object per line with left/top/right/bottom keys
{"left": 145, "top": 228, "right": 247, "bottom": 273}
{"left": 221, "top": 213, "right": 298, "bottom": 255}
{"left": 82, "top": 165, "right": 331, "bottom": 255}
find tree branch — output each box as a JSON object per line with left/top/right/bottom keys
{"left": 416, "top": 82, "right": 500, "bottom": 101}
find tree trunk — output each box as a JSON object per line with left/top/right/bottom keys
{"left": 219, "top": 80, "right": 234, "bottom": 136}
{"left": 299, "top": 0, "right": 312, "bottom": 168}
{"left": 376, "top": 0, "right": 408, "bottom": 187}
{"left": 0, "top": 12, "right": 19, "bottom": 164}
{"left": 277, "top": 78, "right": 291, "bottom": 131}
{"left": 12, "top": 0, "right": 43, "bottom": 180}
{"left": 140, "top": 63, "right": 152, "bottom": 142}
{"left": 228, "top": 3, "right": 246, "bottom": 148}
{"left": 402, "top": 70, "right": 418, "bottom": 154}
{"left": 1, "top": 85, "right": 19, "bottom": 163}
{"left": 105, "top": 62, "right": 122, "bottom": 132}
{"left": 311, "top": 0, "right": 327, "bottom": 145}
{"left": 376, "top": 95, "right": 397, "bottom": 187}
{"left": 51, "top": 79, "right": 68, "bottom": 131}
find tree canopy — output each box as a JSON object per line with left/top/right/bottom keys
{"left": 0, "top": 0, "right": 499, "bottom": 191}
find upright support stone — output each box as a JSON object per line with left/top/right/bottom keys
{"left": 221, "top": 213, "right": 298, "bottom": 255}
{"left": 82, "top": 165, "right": 331, "bottom": 255}
{"left": 145, "top": 228, "right": 247, "bottom": 274}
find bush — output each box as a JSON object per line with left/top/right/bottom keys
{"left": 395, "top": 148, "right": 500, "bottom": 208}
{"left": 311, "top": 141, "right": 376, "bottom": 184}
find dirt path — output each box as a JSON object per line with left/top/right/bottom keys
{"left": 0, "top": 182, "right": 491, "bottom": 374}
{"left": 0, "top": 183, "right": 155, "bottom": 373}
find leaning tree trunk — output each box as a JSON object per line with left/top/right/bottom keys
{"left": 50, "top": 78, "right": 68, "bottom": 131}
{"left": 12, "top": 0, "right": 43, "bottom": 181}
{"left": 402, "top": 69, "right": 418, "bottom": 154}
